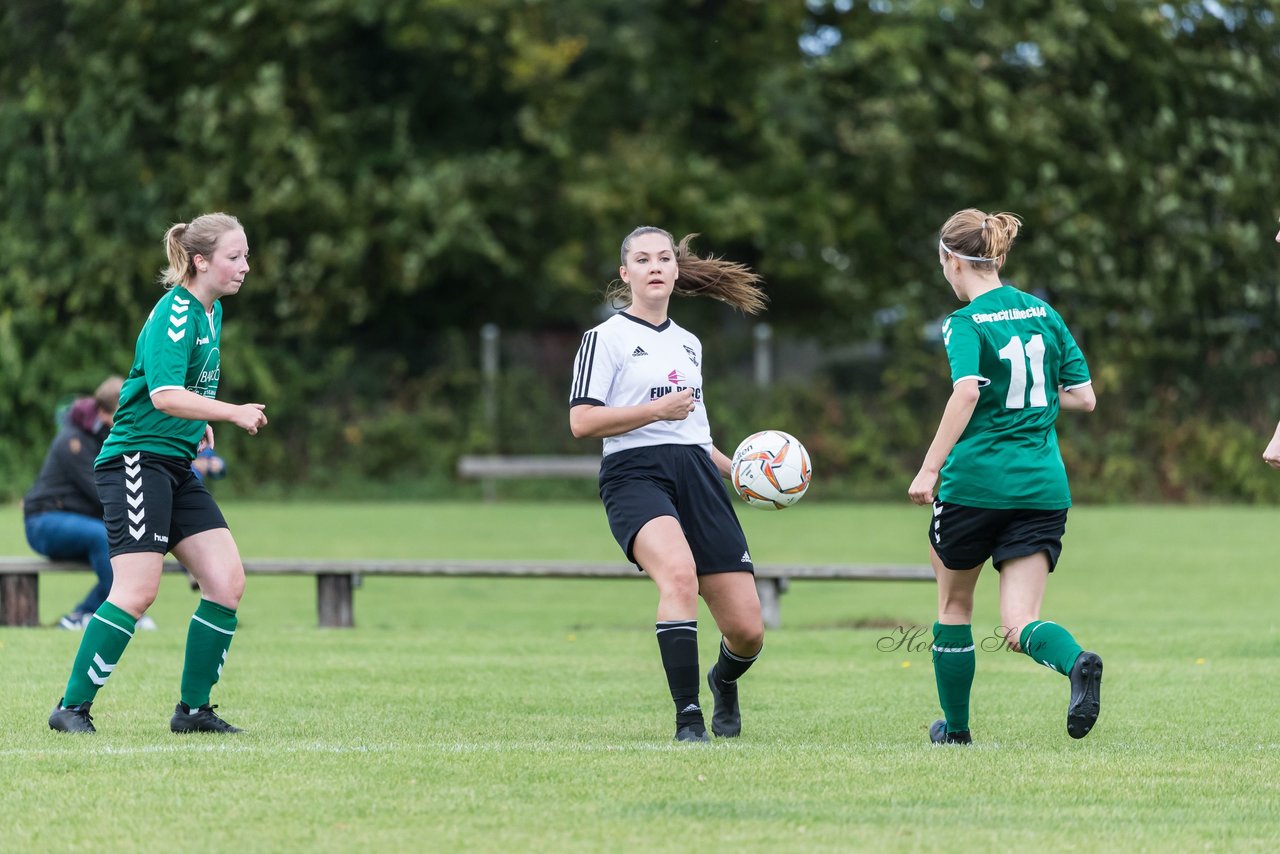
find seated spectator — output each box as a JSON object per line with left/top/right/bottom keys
{"left": 191, "top": 447, "right": 227, "bottom": 482}
{"left": 23, "top": 376, "right": 156, "bottom": 630}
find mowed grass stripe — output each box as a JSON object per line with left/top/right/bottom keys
{"left": 3, "top": 501, "right": 1280, "bottom": 850}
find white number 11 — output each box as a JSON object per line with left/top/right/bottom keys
{"left": 997, "top": 334, "right": 1047, "bottom": 409}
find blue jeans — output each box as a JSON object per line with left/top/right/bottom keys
{"left": 24, "top": 512, "right": 113, "bottom": 614}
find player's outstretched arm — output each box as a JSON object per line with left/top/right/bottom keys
{"left": 1263, "top": 421, "right": 1280, "bottom": 469}
{"left": 908, "top": 380, "right": 980, "bottom": 506}
{"left": 151, "top": 388, "right": 268, "bottom": 435}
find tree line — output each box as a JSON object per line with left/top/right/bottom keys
{"left": 2, "top": 0, "right": 1278, "bottom": 500}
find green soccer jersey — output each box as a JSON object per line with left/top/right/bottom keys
{"left": 937, "top": 285, "right": 1090, "bottom": 510}
{"left": 97, "top": 287, "right": 223, "bottom": 464}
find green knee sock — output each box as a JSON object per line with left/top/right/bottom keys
{"left": 932, "top": 622, "right": 975, "bottom": 733}
{"left": 1019, "top": 620, "right": 1083, "bottom": 675}
{"left": 180, "top": 599, "right": 238, "bottom": 708}
{"left": 63, "top": 601, "right": 137, "bottom": 707}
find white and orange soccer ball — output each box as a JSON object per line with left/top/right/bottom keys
{"left": 730, "top": 430, "right": 812, "bottom": 510}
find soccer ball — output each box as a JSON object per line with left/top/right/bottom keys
{"left": 731, "top": 430, "right": 812, "bottom": 510}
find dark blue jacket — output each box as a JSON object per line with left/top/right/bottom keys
{"left": 23, "top": 399, "right": 108, "bottom": 519}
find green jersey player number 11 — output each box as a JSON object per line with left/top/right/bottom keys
{"left": 908, "top": 208, "right": 1103, "bottom": 747}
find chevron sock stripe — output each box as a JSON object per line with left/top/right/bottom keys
{"left": 932, "top": 622, "right": 975, "bottom": 734}
{"left": 1019, "top": 620, "right": 1084, "bottom": 676}
{"left": 655, "top": 620, "right": 701, "bottom": 724}
{"left": 63, "top": 601, "right": 137, "bottom": 707}
{"left": 180, "top": 599, "right": 238, "bottom": 709}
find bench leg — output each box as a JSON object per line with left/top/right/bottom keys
{"left": 1, "top": 574, "right": 39, "bottom": 627}
{"left": 317, "top": 574, "right": 354, "bottom": 628}
{"left": 756, "top": 577, "right": 783, "bottom": 630}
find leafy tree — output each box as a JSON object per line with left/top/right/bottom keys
{"left": 1, "top": 0, "right": 1277, "bottom": 499}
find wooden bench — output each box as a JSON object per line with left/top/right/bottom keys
{"left": 0, "top": 556, "right": 933, "bottom": 630}
{"left": 456, "top": 455, "right": 601, "bottom": 479}
{"left": 457, "top": 455, "right": 600, "bottom": 501}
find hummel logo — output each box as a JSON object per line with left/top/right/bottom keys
{"left": 680, "top": 704, "right": 701, "bottom": 714}
{"left": 632, "top": 346, "right": 648, "bottom": 357}
{"left": 740, "top": 551, "right": 752, "bottom": 563}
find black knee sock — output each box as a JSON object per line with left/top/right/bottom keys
{"left": 655, "top": 620, "right": 702, "bottom": 724}
{"left": 712, "top": 638, "right": 761, "bottom": 686}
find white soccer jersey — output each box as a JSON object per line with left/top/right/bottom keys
{"left": 570, "top": 313, "right": 712, "bottom": 456}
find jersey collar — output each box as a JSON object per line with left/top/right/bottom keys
{"left": 619, "top": 312, "right": 671, "bottom": 332}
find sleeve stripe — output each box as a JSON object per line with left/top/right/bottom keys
{"left": 149, "top": 385, "right": 185, "bottom": 397}
{"left": 1061, "top": 379, "right": 1093, "bottom": 391}
{"left": 572, "top": 331, "right": 598, "bottom": 401}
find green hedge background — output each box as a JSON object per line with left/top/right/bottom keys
{"left": 3, "top": 1, "right": 1278, "bottom": 501}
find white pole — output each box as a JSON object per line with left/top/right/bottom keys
{"left": 753, "top": 323, "right": 773, "bottom": 388}
{"left": 481, "top": 323, "right": 500, "bottom": 432}
{"left": 480, "top": 324, "right": 500, "bottom": 501}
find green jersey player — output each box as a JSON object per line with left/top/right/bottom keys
{"left": 49, "top": 212, "right": 269, "bottom": 735}
{"left": 908, "top": 209, "right": 1102, "bottom": 745}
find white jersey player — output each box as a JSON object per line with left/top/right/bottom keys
{"left": 569, "top": 226, "right": 768, "bottom": 743}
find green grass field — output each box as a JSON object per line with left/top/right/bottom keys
{"left": 2, "top": 501, "right": 1278, "bottom": 851}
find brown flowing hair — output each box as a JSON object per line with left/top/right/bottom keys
{"left": 606, "top": 226, "right": 768, "bottom": 315}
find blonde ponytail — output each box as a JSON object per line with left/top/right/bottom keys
{"left": 157, "top": 212, "right": 242, "bottom": 287}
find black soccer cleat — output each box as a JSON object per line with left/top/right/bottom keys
{"left": 674, "top": 723, "right": 710, "bottom": 743}
{"left": 1067, "top": 651, "right": 1103, "bottom": 739}
{"left": 706, "top": 666, "right": 741, "bottom": 738}
{"left": 929, "top": 719, "right": 972, "bottom": 745}
{"left": 170, "top": 702, "right": 243, "bottom": 734}
{"left": 49, "top": 700, "right": 96, "bottom": 734}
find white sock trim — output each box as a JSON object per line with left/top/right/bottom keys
{"left": 92, "top": 612, "right": 134, "bottom": 638}
{"left": 191, "top": 613, "right": 236, "bottom": 636}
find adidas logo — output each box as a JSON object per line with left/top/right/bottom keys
{"left": 632, "top": 346, "right": 648, "bottom": 357}
{"left": 740, "top": 551, "right": 752, "bottom": 563}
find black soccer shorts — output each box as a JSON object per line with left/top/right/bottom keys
{"left": 599, "top": 443, "right": 754, "bottom": 575}
{"left": 96, "top": 452, "right": 227, "bottom": 557}
{"left": 928, "top": 501, "right": 1068, "bottom": 572}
